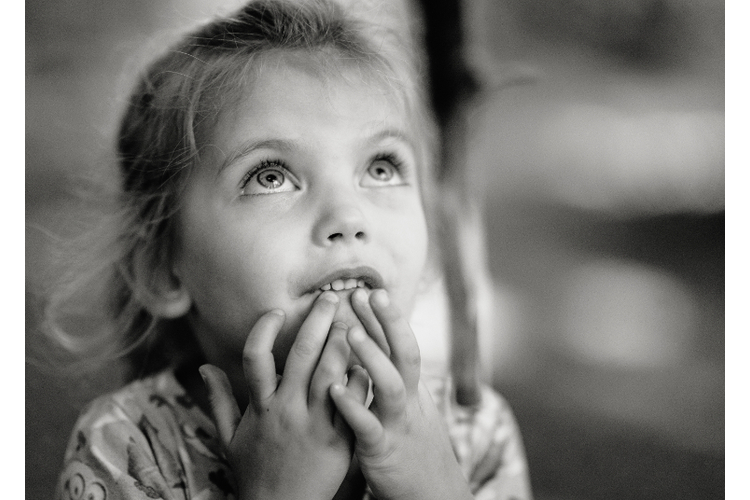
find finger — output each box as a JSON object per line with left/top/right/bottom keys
{"left": 331, "top": 407, "right": 354, "bottom": 448}
{"left": 346, "top": 364, "right": 370, "bottom": 405}
{"left": 370, "top": 289, "right": 421, "bottom": 395}
{"left": 199, "top": 364, "right": 241, "bottom": 448}
{"left": 281, "top": 291, "right": 339, "bottom": 397}
{"left": 347, "top": 325, "right": 406, "bottom": 422}
{"left": 332, "top": 365, "right": 371, "bottom": 437}
{"left": 242, "top": 309, "right": 285, "bottom": 411}
{"left": 351, "top": 288, "right": 390, "bottom": 356}
{"left": 309, "top": 321, "right": 350, "bottom": 411}
{"left": 330, "top": 383, "right": 385, "bottom": 451}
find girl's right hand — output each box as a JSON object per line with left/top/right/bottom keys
{"left": 199, "top": 292, "right": 370, "bottom": 500}
{"left": 331, "top": 289, "right": 474, "bottom": 500}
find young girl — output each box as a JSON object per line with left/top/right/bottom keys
{"left": 48, "top": 1, "right": 532, "bottom": 499}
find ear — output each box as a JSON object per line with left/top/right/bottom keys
{"left": 131, "top": 248, "right": 192, "bottom": 319}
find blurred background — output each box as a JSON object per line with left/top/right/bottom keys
{"left": 26, "top": 0, "right": 724, "bottom": 499}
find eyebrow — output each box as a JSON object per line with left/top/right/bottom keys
{"left": 368, "top": 128, "right": 413, "bottom": 148}
{"left": 215, "top": 138, "right": 295, "bottom": 178}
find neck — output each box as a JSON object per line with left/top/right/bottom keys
{"left": 174, "top": 358, "right": 213, "bottom": 416}
{"left": 174, "top": 353, "right": 251, "bottom": 416}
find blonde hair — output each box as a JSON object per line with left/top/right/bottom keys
{"left": 42, "top": 0, "right": 438, "bottom": 377}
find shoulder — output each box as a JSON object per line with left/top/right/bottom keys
{"left": 422, "top": 374, "right": 519, "bottom": 433}
{"left": 61, "top": 371, "right": 182, "bottom": 466}
{"left": 69, "top": 371, "right": 187, "bottom": 438}
{"left": 56, "top": 370, "right": 230, "bottom": 500}
{"left": 59, "top": 371, "right": 204, "bottom": 474}
{"left": 423, "top": 375, "right": 533, "bottom": 499}
{"left": 65, "top": 369, "right": 212, "bottom": 454}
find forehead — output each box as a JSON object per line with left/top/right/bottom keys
{"left": 210, "top": 52, "right": 414, "bottom": 146}
{"left": 257, "top": 49, "right": 408, "bottom": 102}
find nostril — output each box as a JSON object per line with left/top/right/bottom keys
{"left": 326, "top": 231, "right": 366, "bottom": 242}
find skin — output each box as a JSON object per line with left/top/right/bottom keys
{"left": 170, "top": 57, "right": 471, "bottom": 500}
{"left": 329, "top": 290, "right": 474, "bottom": 500}
{"left": 173, "top": 59, "right": 428, "bottom": 398}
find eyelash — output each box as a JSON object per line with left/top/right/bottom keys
{"left": 370, "top": 152, "right": 408, "bottom": 178}
{"left": 238, "top": 159, "right": 288, "bottom": 190}
{"left": 372, "top": 152, "right": 403, "bottom": 169}
{"left": 237, "top": 152, "right": 409, "bottom": 192}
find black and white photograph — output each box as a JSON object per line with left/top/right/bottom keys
{"left": 26, "top": 0, "right": 727, "bottom": 499}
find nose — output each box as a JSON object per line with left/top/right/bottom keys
{"left": 312, "top": 192, "right": 369, "bottom": 246}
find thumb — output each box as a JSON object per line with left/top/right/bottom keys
{"left": 331, "top": 365, "right": 370, "bottom": 438}
{"left": 199, "top": 364, "right": 242, "bottom": 448}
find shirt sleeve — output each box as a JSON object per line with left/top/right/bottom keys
{"left": 54, "top": 396, "right": 190, "bottom": 500}
{"left": 442, "top": 383, "right": 534, "bottom": 500}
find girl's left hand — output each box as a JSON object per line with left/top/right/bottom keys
{"left": 199, "top": 293, "right": 370, "bottom": 500}
{"left": 330, "top": 289, "right": 474, "bottom": 500}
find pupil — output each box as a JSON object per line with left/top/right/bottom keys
{"left": 258, "top": 169, "right": 284, "bottom": 188}
{"left": 372, "top": 164, "right": 392, "bottom": 181}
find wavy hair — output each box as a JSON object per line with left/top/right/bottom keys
{"left": 41, "top": 0, "right": 437, "bottom": 378}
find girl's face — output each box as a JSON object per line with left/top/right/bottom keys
{"left": 173, "top": 60, "right": 429, "bottom": 375}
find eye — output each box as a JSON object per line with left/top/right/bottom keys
{"left": 257, "top": 168, "right": 285, "bottom": 189}
{"left": 68, "top": 474, "right": 85, "bottom": 499}
{"left": 361, "top": 154, "right": 407, "bottom": 187}
{"left": 85, "top": 483, "right": 106, "bottom": 500}
{"left": 240, "top": 160, "right": 298, "bottom": 196}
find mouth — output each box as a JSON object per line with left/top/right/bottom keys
{"left": 319, "top": 278, "right": 371, "bottom": 292}
{"left": 307, "top": 266, "right": 384, "bottom": 295}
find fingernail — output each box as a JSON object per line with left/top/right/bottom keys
{"left": 349, "top": 326, "right": 366, "bottom": 343}
{"left": 352, "top": 287, "right": 368, "bottom": 303}
{"left": 349, "top": 364, "right": 365, "bottom": 376}
{"left": 320, "top": 291, "right": 339, "bottom": 304}
{"left": 372, "top": 289, "right": 389, "bottom": 307}
{"left": 268, "top": 309, "right": 285, "bottom": 317}
{"left": 198, "top": 365, "right": 209, "bottom": 382}
{"left": 330, "top": 383, "right": 345, "bottom": 395}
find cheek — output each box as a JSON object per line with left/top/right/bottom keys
{"left": 400, "top": 203, "right": 429, "bottom": 268}
{"left": 385, "top": 202, "right": 429, "bottom": 307}
{"left": 177, "top": 222, "right": 280, "bottom": 326}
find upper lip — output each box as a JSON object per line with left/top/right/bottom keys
{"left": 302, "top": 265, "right": 385, "bottom": 294}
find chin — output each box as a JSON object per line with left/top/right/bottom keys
{"left": 332, "top": 295, "right": 381, "bottom": 368}
{"left": 334, "top": 304, "right": 366, "bottom": 371}
{"left": 332, "top": 298, "right": 365, "bottom": 330}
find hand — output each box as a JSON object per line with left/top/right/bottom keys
{"left": 199, "top": 292, "right": 370, "bottom": 500}
{"left": 330, "top": 289, "right": 474, "bottom": 500}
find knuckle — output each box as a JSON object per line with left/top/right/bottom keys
{"left": 385, "top": 305, "right": 402, "bottom": 321}
{"left": 292, "top": 337, "right": 319, "bottom": 357}
{"left": 399, "top": 344, "right": 421, "bottom": 368}
{"left": 380, "top": 381, "right": 406, "bottom": 402}
{"left": 242, "top": 347, "right": 264, "bottom": 367}
{"left": 378, "top": 307, "right": 399, "bottom": 325}
{"left": 361, "top": 422, "right": 384, "bottom": 448}
{"left": 242, "top": 345, "right": 263, "bottom": 360}
{"left": 315, "top": 363, "right": 340, "bottom": 381}
{"left": 328, "top": 327, "right": 349, "bottom": 345}
{"left": 276, "top": 408, "right": 301, "bottom": 433}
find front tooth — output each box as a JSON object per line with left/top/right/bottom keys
{"left": 321, "top": 283, "right": 331, "bottom": 291}
{"left": 331, "top": 279, "right": 345, "bottom": 291}
{"left": 357, "top": 279, "right": 365, "bottom": 288}
{"left": 344, "top": 278, "right": 357, "bottom": 289}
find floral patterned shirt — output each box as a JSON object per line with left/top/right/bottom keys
{"left": 55, "top": 370, "right": 532, "bottom": 500}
